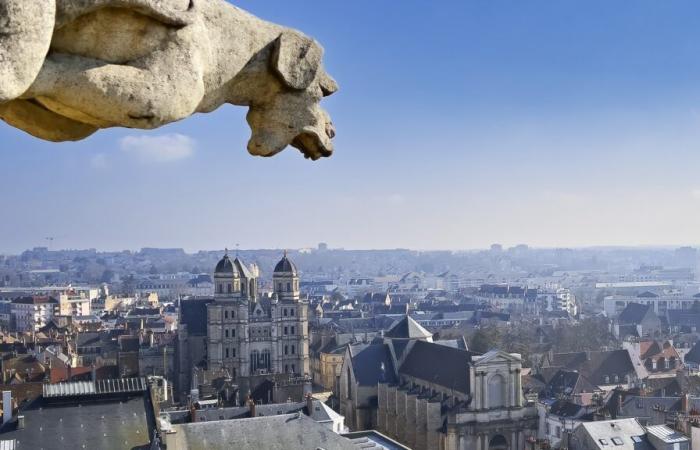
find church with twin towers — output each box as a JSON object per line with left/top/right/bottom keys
{"left": 206, "top": 251, "right": 310, "bottom": 381}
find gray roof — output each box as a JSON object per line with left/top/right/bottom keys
{"left": 1, "top": 396, "right": 150, "bottom": 450}
{"left": 233, "top": 257, "right": 254, "bottom": 279}
{"left": 618, "top": 303, "right": 654, "bottom": 324}
{"left": 214, "top": 254, "right": 237, "bottom": 275}
{"left": 348, "top": 343, "right": 397, "bottom": 386}
{"left": 574, "top": 418, "right": 648, "bottom": 450}
{"left": 169, "top": 413, "right": 357, "bottom": 450}
{"left": 399, "top": 340, "right": 478, "bottom": 394}
{"left": 274, "top": 254, "right": 298, "bottom": 275}
{"left": 384, "top": 316, "right": 432, "bottom": 340}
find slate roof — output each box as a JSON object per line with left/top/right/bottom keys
{"left": 233, "top": 257, "right": 254, "bottom": 279}
{"left": 0, "top": 395, "right": 150, "bottom": 449}
{"left": 547, "top": 350, "right": 636, "bottom": 385}
{"left": 548, "top": 399, "right": 595, "bottom": 419}
{"left": 384, "top": 316, "right": 432, "bottom": 340}
{"left": 348, "top": 343, "right": 397, "bottom": 386}
{"left": 215, "top": 254, "right": 237, "bottom": 274}
{"left": 180, "top": 298, "right": 214, "bottom": 335}
{"left": 618, "top": 303, "right": 653, "bottom": 324}
{"left": 273, "top": 253, "right": 297, "bottom": 275}
{"left": 545, "top": 369, "right": 599, "bottom": 397}
{"left": 172, "top": 413, "right": 357, "bottom": 450}
{"left": 398, "top": 340, "right": 479, "bottom": 394}
{"left": 685, "top": 341, "right": 700, "bottom": 364}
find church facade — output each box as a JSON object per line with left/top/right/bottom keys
{"left": 205, "top": 252, "right": 310, "bottom": 399}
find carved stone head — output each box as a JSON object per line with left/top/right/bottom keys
{"left": 246, "top": 31, "right": 338, "bottom": 160}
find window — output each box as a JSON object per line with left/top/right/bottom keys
{"left": 613, "top": 375, "right": 619, "bottom": 384}
{"left": 232, "top": 329, "right": 235, "bottom": 337}
{"left": 611, "top": 438, "right": 624, "bottom": 446}
{"left": 291, "top": 326, "right": 295, "bottom": 335}
{"left": 604, "top": 375, "right": 610, "bottom": 384}
{"left": 284, "top": 326, "right": 288, "bottom": 335}
{"left": 225, "top": 348, "right": 229, "bottom": 358}
{"left": 225, "top": 329, "right": 229, "bottom": 338}
{"left": 599, "top": 439, "right": 609, "bottom": 446}
{"left": 227, "top": 283, "right": 232, "bottom": 293}
{"left": 487, "top": 374, "right": 505, "bottom": 408}
{"left": 278, "top": 283, "right": 282, "bottom": 292}
{"left": 231, "top": 310, "right": 235, "bottom": 318}
{"left": 291, "top": 364, "right": 295, "bottom": 373}
{"left": 232, "top": 348, "right": 236, "bottom": 357}
{"left": 284, "top": 345, "right": 288, "bottom": 355}
{"left": 291, "top": 345, "right": 295, "bottom": 355}
{"left": 224, "top": 311, "right": 228, "bottom": 319}
{"left": 283, "top": 308, "right": 287, "bottom": 317}
{"left": 287, "top": 282, "right": 291, "bottom": 292}
{"left": 291, "top": 309, "right": 295, "bottom": 317}
{"left": 556, "top": 426, "right": 561, "bottom": 438}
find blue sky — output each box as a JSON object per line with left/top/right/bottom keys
{"left": 2, "top": 0, "right": 700, "bottom": 253}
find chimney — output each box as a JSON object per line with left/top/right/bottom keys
{"left": 305, "top": 392, "right": 314, "bottom": 417}
{"left": 682, "top": 393, "right": 690, "bottom": 414}
{"left": 2, "top": 391, "right": 12, "bottom": 425}
{"left": 189, "top": 403, "right": 196, "bottom": 423}
{"left": 247, "top": 395, "right": 256, "bottom": 417}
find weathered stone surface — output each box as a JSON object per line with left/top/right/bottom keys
{"left": 0, "top": 0, "right": 338, "bottom": 159}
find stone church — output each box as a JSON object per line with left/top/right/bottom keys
{"left": 339, "top": 316, "right": 537, "bottom": 450}
{"left": 207, "top": 251, "right": 309, "bottom": 378}
{"left": 176, "top": 251, "right": 310, "bottom": 404}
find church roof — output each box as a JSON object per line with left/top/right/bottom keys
{"left": 274, "top": 252, "right": 298, "bottom": 275}
{"left": 384, "top": 315, "right": 432, "bottom": 340}
{"left": 399, "top": 340, "right": 478, "bottom": 394}
{"left": 215, "top": 254, "right": 238, "bottom": 275}
{"left": 233, "top": 257, "right": 254, "bottom": 279}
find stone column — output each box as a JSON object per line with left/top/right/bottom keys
{"left": 481, "top": 372, "right": 488, "bottom": 410}
{"left": 515, "top": 368, "right": 522, "bottom": 407}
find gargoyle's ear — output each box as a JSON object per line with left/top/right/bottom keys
{"left": 272, "top": 31, "right": 323, "bottom": 90}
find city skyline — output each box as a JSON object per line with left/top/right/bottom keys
{"left": 4, "top": 0, "right": 700, "bottom": 252}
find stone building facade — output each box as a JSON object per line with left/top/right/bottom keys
{"left": 206, "top": 252, "right": 310, "bottom": 401}
{"left": 340, "top": 316, "right": 537, "bottom": 450}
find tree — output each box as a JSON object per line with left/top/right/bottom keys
{"left": 469, "top": 326, "right": 502, "bottom": 353}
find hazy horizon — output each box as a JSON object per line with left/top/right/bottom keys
{"left": 3, "top": 1, "right": 700, "bottom": 252}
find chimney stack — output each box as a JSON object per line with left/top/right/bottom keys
{"left": 305, "top": 392, "right": 314, "bottom": 417}
{"left": 2, "top": 391, "right": 12, "bottom": 425}
{"left": 247, "top": 395, "right": 256, "bottom": 417}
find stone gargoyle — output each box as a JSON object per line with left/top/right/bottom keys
{"left": 0, "top": 0, "right": 337, "bottom": 159}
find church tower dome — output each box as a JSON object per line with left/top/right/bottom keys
{"left": 214, "top": 251, "right": 240, "bottom": 297}
{"left": 273, "top": 251, "right": 299, "bottom": 301}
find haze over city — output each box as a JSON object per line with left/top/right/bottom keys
{"left": 4, "top": 0, "right": 700, "bottom": 253}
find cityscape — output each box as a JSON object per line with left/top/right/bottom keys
{"left": 0, "top": 244, "right": 697, "bottom": 448}
{"left": 3, "top": 0, "right": 700, "bottom": 449}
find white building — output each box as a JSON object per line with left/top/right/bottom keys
{"left": 11, "top": 296, "right": 58, "bottom": 332}
{"left": 604, "top": 292, "right": 700, "bottom": 317}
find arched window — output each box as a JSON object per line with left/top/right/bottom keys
{"left": 488, "top": 374, "right": 506, "bottom": 408}
{"left": 604, "top": 375, "right": 610, "bottom": 384}
{"left": 614, "top": 375, "right": 619, "bottom": 384}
